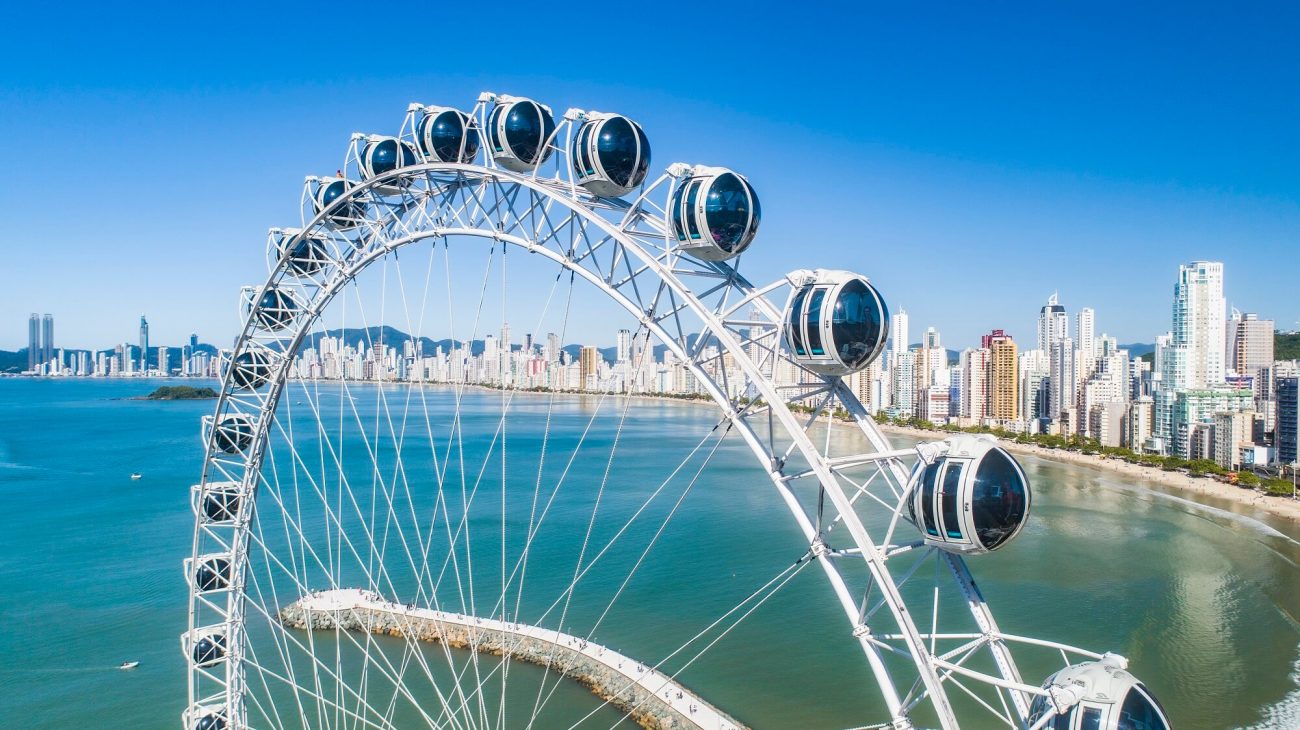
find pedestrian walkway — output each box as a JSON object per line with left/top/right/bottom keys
{"left": 285, "top": 588, "right": 746, "bottom": 730}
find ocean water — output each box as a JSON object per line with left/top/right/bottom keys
{"left": 0, "top": 378, "right": 1297, "bottom": 729}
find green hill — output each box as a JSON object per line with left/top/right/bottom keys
{"left": 1278, "top": 333, "right": 1300, "bottom": 361}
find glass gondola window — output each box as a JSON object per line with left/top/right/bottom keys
{"left": 193, "top": 714, "right": 227, "bottom": 730}
{"left": 487, "top": 106, "right": 504, "bottom": 152}
{"left": 313, "top": 178, "right": 365, "bottom": 228}
{"left": 192, "top": 633, "right": 226, "bottom": 667}
{"left": 279, "top": 232, "right": 329, "bottom": 277}
{"left": 705, "top": 172, "right": 756, "bottom": 252}
{"left": 576, "top": 122, "right": 595, "bottom": 176}
{"left": 202, "top": 488, "right": 240, "bottom": 523}
{"left": 684, "top": 181, "right": 702, "bottom": 240}
{"left": 805, "top": 289, "right": 826, "bottom": 356}
{"left": 230, "top": 349, "right": 274, "bottom": 390}
{"left": 832, "top": 279, "right": 886, "bottom": 370}
{"left": 194, "top": 557, "right": 231, "bottom": 592}
{"left": 213, "top": 414, "right": 254, "bottom": 454}
{"left": 503, "top": 101, "right": 554, "bottom": 164}
{"left": 1082, "top": 708, "right": 1103, "bottom": 730}
{"left": 788, "top": 287, "right": 810, "bottom": 356}
{"left": 1118, "top": 686, "right": 1169, "bottom": 730}
{"left": 252, "top": 288, "right": 298, "bottom": 331}
{"left": 940, "top": 463, "right": 964, "bottom": 539}
{"left": 633, "top": 123, "right": 650, "bottom": 184}
{"left": 596, "top": 116, "right": 637, "bottom": 186}
{"left": 971, "top": 447, "right": 1028, "bottom": 550}
{"left": 920, "top": 462, "right": 940, "bottom": 536}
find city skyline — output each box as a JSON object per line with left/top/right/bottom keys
{"left": 3, "top": 5, "right": 1299, "bottom": 349}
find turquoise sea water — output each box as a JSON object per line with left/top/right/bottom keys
{"left": 0, "top": 378, "right": 1298, "bottom": 729}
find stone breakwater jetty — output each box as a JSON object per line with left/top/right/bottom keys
{"left": 279, "top": 589, "right": 747, "bottom": 730}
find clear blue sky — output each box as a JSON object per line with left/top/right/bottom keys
{"left": 2, "top": 2, "right": 1297, "bottom": 351}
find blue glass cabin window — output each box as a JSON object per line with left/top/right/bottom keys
{"left": 830, "top": 279, "right": 886, "bottom": 369}
{"left": 504, "top": 102, "right": 543, "bottom": 162}
{"left": 704, "top": 173, "right": 751, "bottom": 251}
{"left": 633, "top": 123, "right": 651, "bottom": 186}
{"left": 1081, "top": 708, "right": 1103, "bottom": 730}
{"left": 488, "top": 106, "right": 504, "bottom": 152}
{"left": 670, "top": 185, "right": 688, "bottom": 241}
{"left": 940, "top": 463, "right": 964, "bottom": 539}
{"left": 806, "top": 289, "right": 826, "bottom": 356}
{"left": 920, "top": 462, "right": 940, "bottom": 536}
{"left": 573, "top": 123, "right": 593, "bottom": 178}
{"left": 684, "top": 181, "right": 702, "bottom": 240}
{"left": 1027, "top": 694, "right": 1073, "bottom": 730}
{"left": 1117, "top": 687, "right": 1168, "bottom": 730}
{"left": 788, "top": 288, "right": 809, "bottom": 356}
{"left": 426, "top": 111, "right": 476, "bottom": 163}
{"left": 971, "top": 448, "right": 1026, "bottom": 549}
{"left": 596, "top": 116, "right": 637, "bottom": 186}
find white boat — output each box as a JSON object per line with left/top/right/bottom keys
{"left": 119, "top": 661, "right": 139, "bottom": 670}
{"left": 130, "top": 473, "right": 142, "bottom": 480}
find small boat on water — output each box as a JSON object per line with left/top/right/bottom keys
{"left": 119, "top": 661, "right": 139, "bottom": 670}
{"left": 130, "top": 473, "right": 142, "bottom": 480}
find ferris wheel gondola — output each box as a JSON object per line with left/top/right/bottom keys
{"left": 571, "top": 112, "right": 651, "bottom": 197}
{"left": 670, "top": 166, "right": 761, "bottom": 260}
{"left": 486, "top": 95, "right": 555, "bottom": 173}
{"left": 415, "top": 106, "right": 480, "bottom": 164}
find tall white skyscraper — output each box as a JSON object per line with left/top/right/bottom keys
{"left": 1037, "top": 294, "right": 1068, "bottom": 352}
{"left": 1171, "top": 261, "right": 1226, "bottom": 388}
{"left": 616, "top": 329, "right": 632, "bottom": 363}
{"left": 891, "top": 309, "right": 910, "bottom": 358}
{"left": 1076, "top": 307, "right": 1095, "bottom": 358}
{"left": 1049, "top": 337, "right": 1076, "bottom": 422}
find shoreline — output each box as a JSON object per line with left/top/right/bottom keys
{"left": 877, "top": 423, "right": 1300, "bottom": 532}
{"left": 283, "top": 378, "right": 1300, "bottom": 532}
{"left": 388, "top": 381, "right": 1300, "bottom": 533}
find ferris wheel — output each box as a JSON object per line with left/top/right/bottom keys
{"left": 183, "top": 91, "right": 1173, "bottom": 730}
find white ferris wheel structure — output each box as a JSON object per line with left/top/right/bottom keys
{"left": 183, "top": 91, "right": 1173, "bottom": 730}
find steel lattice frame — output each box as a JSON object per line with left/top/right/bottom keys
{"left": 185, "top": 94, "right": 1105, "bottom": 730}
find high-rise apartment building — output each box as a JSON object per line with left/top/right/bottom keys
{"left": 1155, "top": 261, "right": 1228, "bottom": 454}
{"left": 27, "top": 313, "right": 40, "bottom": 371}
{"left": 1076, "top": 307, "right": 1095, "bottom": 359}
{"left": 1226, "top": 312, "right": 1275, "bottom": 377}
{"left": 1279, "top": 377, "right": 1299, "bottom": 467}
{"left": 891, "top": 309, "right": 910, "bottom": 358}
{"left": 1171, "top": 261, "right": 1226, "bottom": 388}
{"left": 40, "top": 314, "right": 54, "bottom": 367}
{"left": 616, "top": 329, "right": 632, "bottom": 363}
{"left": 959, "top": 348, "right": 991, "bottom": 421}
{"left": 139, "top": 315, "right": 150, "bottom": 373}
{"left": 1038, "top": 294, "right": 1068, "bottom": 352}
{"left": 1049, "top": 338, "right": 1075, "bottom": 424}
{"left": 579, "top": 346, "right": 600, "bottom": 389}
{"left": 983, "top": 330, "right": 1018, "bottom": 421}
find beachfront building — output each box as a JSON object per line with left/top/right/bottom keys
{"left": 1279, "top": 376, "right": 1299, "bottom": 467}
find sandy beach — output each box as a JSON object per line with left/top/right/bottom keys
{"left": 878, "top": 423, "right": 1300, "bottom": 529}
